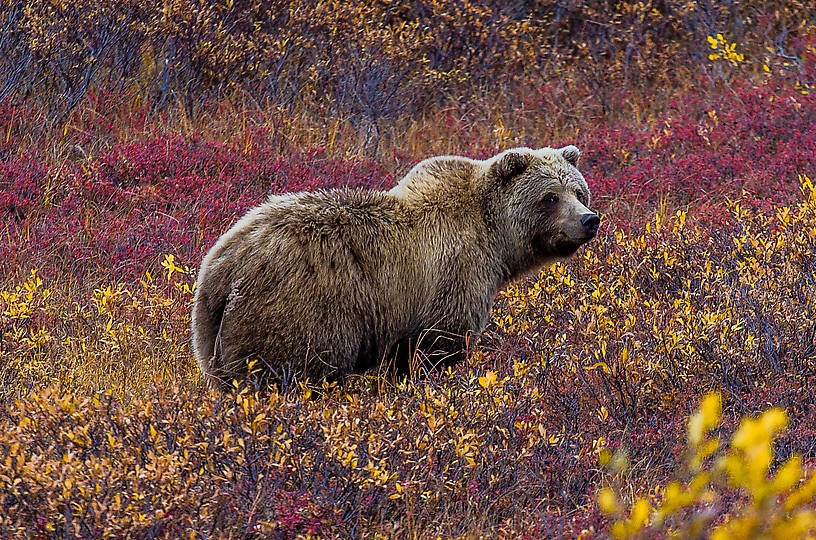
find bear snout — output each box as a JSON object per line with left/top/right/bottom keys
{"left": 580, "top": 213, "right": 600, "bottom": 237}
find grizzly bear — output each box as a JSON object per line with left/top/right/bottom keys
{"left": 192, "top": 146, "right": 599, "bottom": 389}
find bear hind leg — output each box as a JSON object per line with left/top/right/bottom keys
{"left": 191, "top": 290, "right": 227, "bottom": 384}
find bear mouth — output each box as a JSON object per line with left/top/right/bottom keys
{"left": 566, "top": 228, "right": 598, "bottom": 246}
{"left": 533, "top": 232, "right": 586, "bottom": 258}
{"left": 555, "top": 238, "right": 583, "bottom": 257}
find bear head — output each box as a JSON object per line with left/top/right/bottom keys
{"left": 485, "top": 145, "right": 599, "bottom": 276}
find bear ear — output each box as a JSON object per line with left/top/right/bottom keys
{"left": 559, "top": 145, "right": 581, "bottom": 167}
{"left": 489, "top": 151, "right": 533, "bottom": 184}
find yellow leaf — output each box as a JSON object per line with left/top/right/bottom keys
{"left": 630, "top": 498, "right": 650, "bottom": 528}
{"left": 598, "top": 487, "right": 619, "bottom": 515}
{"left": 784, "top": 471, "right": 816, "bottom": 510}
{"left": 688, "top": 392, "right": 721, "bottom": 447}
{"left": 773, "top": 456, "right": 802, "bottom": 493}
{"left": 478, "top": 370, "right": 497, "bottom": 389}
{"left": 585, "top": 362, "right": 611, "bottom": 374}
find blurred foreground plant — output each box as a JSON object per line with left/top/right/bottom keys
{"left": 598, "top": 392, "right": 816, "bottom": 539}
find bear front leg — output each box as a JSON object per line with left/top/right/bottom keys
{"left": 408, "top": 327, "right": 471, "bottom": 373}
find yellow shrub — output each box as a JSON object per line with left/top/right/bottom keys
{"left": 599, "top": 392, "right": 816, "bottom": 539}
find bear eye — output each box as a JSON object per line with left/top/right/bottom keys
{"left": 542, "top": 193, "right": 559, "bottom": 206}
{"left": 577, "top": 191, "right": 587, "bottom": 205}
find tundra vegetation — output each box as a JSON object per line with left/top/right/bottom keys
{"left": 1, "top": 1, "right": 816, "bottom": 537}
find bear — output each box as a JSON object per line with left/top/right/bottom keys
{"left": 191, "top": 145, "right": 599, "bottom": 389}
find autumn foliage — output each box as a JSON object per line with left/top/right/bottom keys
{"left": 2, "top": 1, "right": 816, "bottom": 538}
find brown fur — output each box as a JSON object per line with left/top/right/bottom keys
{"left": 192, "top": 146, "right": 597, "bottom": 388}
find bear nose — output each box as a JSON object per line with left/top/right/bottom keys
{"left": 581, "top": 213, "right": 600, "bottom": 235}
